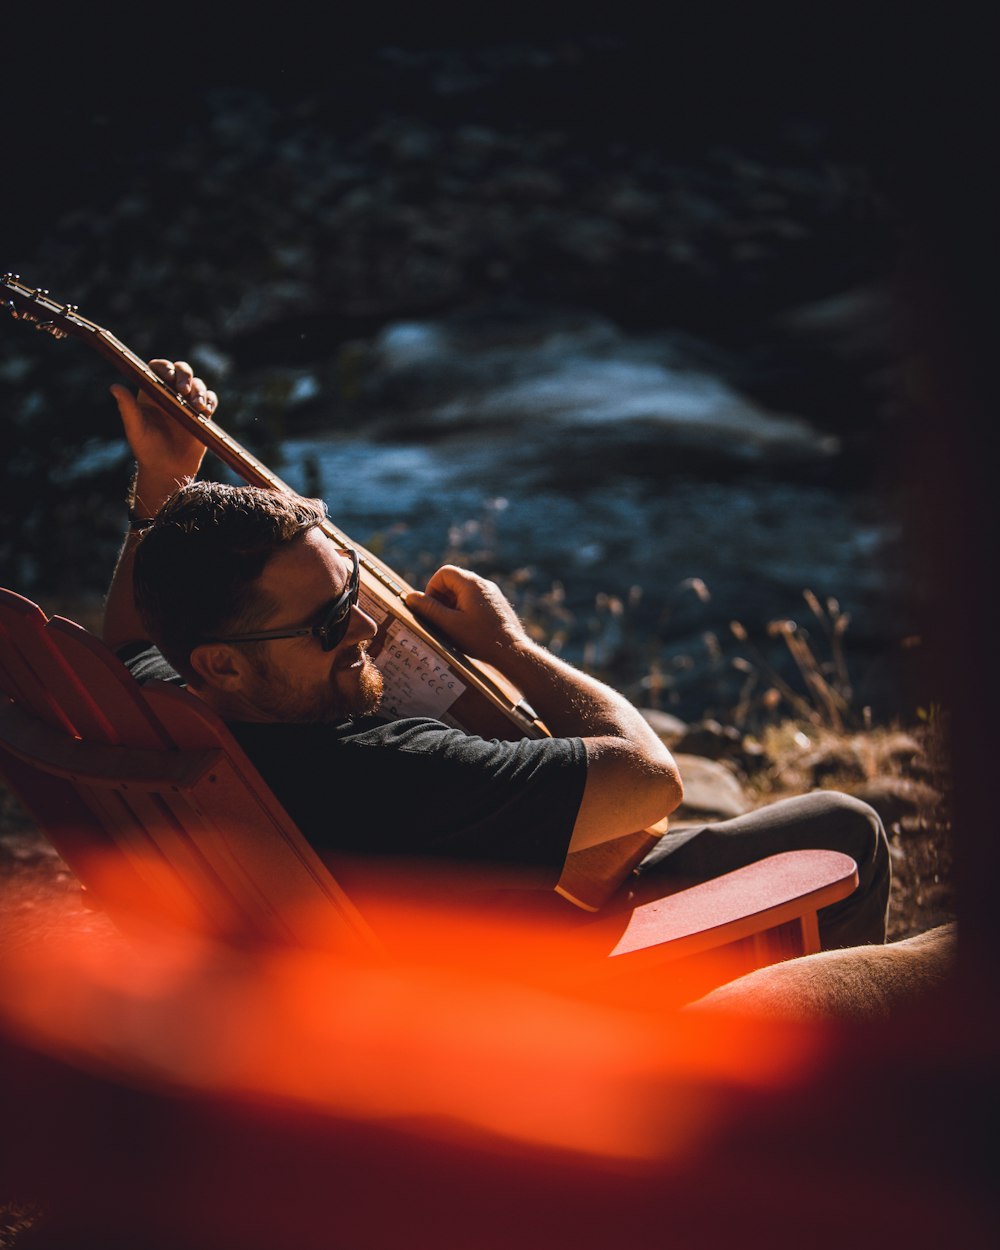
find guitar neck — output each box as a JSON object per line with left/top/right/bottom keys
{"left": 90, "top": 328, "right": 416, "bottom": 595}
{"left": 3, "top": 275, "right": 292, "bottom": 494}
{"left": 92, "top": 329, "right": 294, "bottom": 494}
{"left": 2, "top": 275, "right": 545, "bottom": 739}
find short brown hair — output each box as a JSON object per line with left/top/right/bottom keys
{"left": 134, "top": 482, "right": 328, "bottom": 683}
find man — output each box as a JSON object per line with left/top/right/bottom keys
{"left": 105, "top": 360, "right": 889, "bottom": 947}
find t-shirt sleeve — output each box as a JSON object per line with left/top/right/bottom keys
{"left": 232, "top": 718, "right": 587, "bottom": 885}
{"left": 114, "top": 644, "right": 581, "bottom": 884}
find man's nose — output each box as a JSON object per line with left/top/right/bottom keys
{"left": 345, "top": 603, "right": 378, "bottom": 644}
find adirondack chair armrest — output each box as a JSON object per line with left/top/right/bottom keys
{"left": 0, "top": 697, "right": 221, "bottom": 791}
{"left": 603, "top": 849, "right": 858, "bottom": 971}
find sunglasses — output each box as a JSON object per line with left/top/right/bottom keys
{"left": 206, "top": 548, "right": 360, "bottom": 652}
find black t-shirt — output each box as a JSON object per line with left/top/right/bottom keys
{"left": 119, "top": 644, "right": 586, "bottom": 886}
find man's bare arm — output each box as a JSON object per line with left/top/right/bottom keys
{"left": 102, "top": 360, "right": 217, "bottom": 650}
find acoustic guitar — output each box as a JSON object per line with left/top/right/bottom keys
{"left": 3, "top": 274, "right": 666, "bottom": 908}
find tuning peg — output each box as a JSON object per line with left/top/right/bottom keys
{"left": 2, "top": 273, "right": 20, "bottom": 283}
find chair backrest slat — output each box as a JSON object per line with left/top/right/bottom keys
{"left": 1, "top": 586, "right": 377, "bottom": 952}
{"left": 0, "top": 589, "right": 77, "bottom": 731}
{"left": 46, "top": 617, "right": 173, "bottom": 748}
{"left": 143, "top": 683, "right": 376, "bottom": 949}
{"left": 97, "top": 784, "right": 264, "bottom": 935}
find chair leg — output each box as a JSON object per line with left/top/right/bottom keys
{"left": 798, "top": 909, "right": 821, "bottom": 956}
{"left": 750, "top": 912, "right": 820, "bottom": 967}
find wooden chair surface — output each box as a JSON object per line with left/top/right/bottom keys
{"left": 0, "top": 588, "right": 373, "bottom": 952}
{"left": 0, "top": 588, "right": 857, "bottom": 968}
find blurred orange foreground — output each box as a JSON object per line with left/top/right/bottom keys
{"left": 0, "top": 856, "right": 995, "bottom": 1249}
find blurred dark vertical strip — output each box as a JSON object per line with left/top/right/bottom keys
{"left": 879, "top": 16, "right": 997, "bottom": 974}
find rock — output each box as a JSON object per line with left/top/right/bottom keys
{"left": 638, "top": 708, "right": 688, "bottom": 742}
{"left": 670, "top": 719, "right": 766, "bottom": 776}
{"left": 555, "top": 217, "right": 624, "bottom": 263}
{"left": 800, "top": 741, "right": 867, "bottom": 785}
{"left": 673, "top": 754, "right": 751, "bottom": 821}
{"left": 848, "top": 777, "right": 943, "bottom": 830}
{"left": 484, "top": 165, "right": 566, "bottom": 202}
{"left": 355, "top": 307, "right": 844, "bottom": 466}
{"left": 601, "top": 184, "right": 663, "bottom": 224}
{"left": 776, "top": 284, "right": 894, "bottom": 362}
{"left": 873, "top": 731, "right": 926, "bottom": 774}
{"left": 673, "top": 718, "right": 741, "bottom": 760}
{"left": 190, "top": 343, "right": 234, "bottom": 381}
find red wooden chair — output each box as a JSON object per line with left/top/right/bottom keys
{"left": 0, "top": 587, "right": 858, "bottom": 974}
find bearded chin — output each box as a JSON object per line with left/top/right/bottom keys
{"left": 352, "top": 655, "right": 384, "bottom": 717}
{"left": 310, "top": 655, "right": 384, "bottom": 724}
{"left": 245, "top": 650, "right": 384, "bottom": 725}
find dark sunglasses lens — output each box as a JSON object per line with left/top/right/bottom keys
{"left": 318, "top": 553, "right": 359, "bottom": 650}
{"left": 319, "top": 605, "right": 351, "bottom": 651}
{"left": 319, "top": 581, "right": 359, "bottom": 651}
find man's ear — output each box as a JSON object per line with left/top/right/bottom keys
{"left": 188, "top": 643, "right": 248, "bottom": 692}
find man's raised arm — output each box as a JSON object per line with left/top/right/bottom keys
{"left": 102, "top": 361, "right": 217, "bottom": 650}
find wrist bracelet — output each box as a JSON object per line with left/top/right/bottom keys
{"left": 126, "top": 464, "right": 155, "bottom": 531}
{"left": 125, "top": 463, "right": 140, "bottom": 512}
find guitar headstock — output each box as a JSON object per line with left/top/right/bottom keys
{"left": 2, "top": 273, "right": 93, "bottom": 341}
{"left": 1, "top": 273, "right": 209, "bottom": 421}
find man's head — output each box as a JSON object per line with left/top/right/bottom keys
{"left": 134, "top": 482, "right": 382, "bottom": 723}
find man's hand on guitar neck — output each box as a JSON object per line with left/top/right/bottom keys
{"left": 111, "top": 358, "right": 218, "bottom": 520}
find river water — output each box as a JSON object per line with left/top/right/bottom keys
{"left": 268, "top": 312, "right": 907, "bottom": 723}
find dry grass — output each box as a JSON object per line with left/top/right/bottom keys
{"left": 744, "top": 718, "right": 955, "bottom": 941}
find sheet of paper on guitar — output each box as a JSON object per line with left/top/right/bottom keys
{"left": 359, "top": 589, "right": 466, "bottom": 722}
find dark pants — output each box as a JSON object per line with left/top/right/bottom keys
{"left": 631, "top": 791, "right": 891, "bottom": 949}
